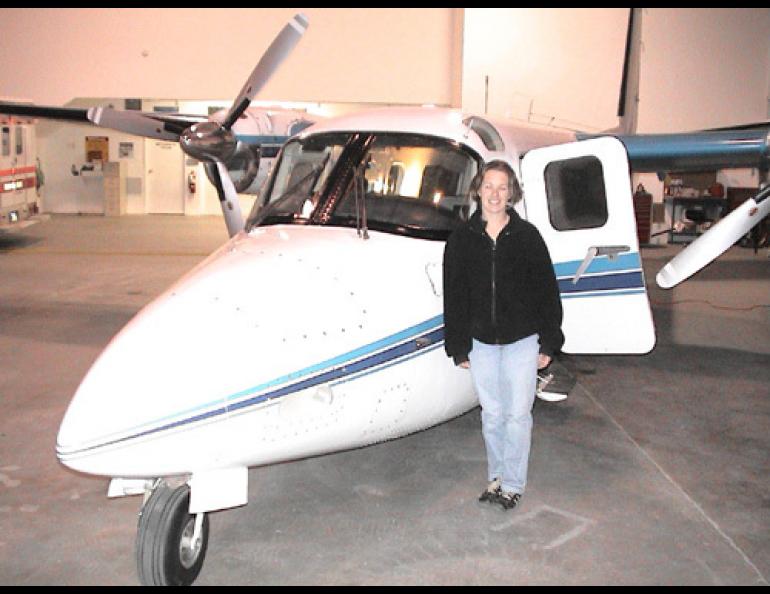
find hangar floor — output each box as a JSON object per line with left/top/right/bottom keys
{"left": 1, "top": 214, "right": 768, "bottom": 586}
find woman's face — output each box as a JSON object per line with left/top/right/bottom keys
{"left": 478, "top": 169, "right": 510, "bottom": 218}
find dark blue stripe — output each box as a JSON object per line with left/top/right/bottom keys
{"left": 558, "top": 270, "right": 644, "bottom": 295}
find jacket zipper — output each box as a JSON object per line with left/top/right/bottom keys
{"left": 491, "top": 227, "right": 512, "bottom": 344}
{"left": 490, "top": 239, "right": 498, "bottom": 342}
{"left": 478, "top": 216, "right": 510, "bottom": 345}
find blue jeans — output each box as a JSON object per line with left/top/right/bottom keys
{"left": 468, "top": 334, "right": 539, "bottom": 495}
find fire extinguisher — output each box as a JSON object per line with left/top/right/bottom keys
{"left": 187, "top": 170, "right": 197, "bottom": 195}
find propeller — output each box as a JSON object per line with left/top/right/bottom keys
{"left": 656, "top": 185, "right": 770, "bottom": 288}
{"left": 80, "top": 13, "right": 310, "bottom": 236}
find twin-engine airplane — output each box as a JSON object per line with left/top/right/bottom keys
{"left": 3, "top": 11, "right": 770, "bottom": 586}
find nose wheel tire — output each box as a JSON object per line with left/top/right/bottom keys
{"left": 136, "top": 481, "right": 209, "bottom": 586}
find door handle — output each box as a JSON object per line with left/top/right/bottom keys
{"left": 573, "top": 245, "right": 629, "bottom": 284}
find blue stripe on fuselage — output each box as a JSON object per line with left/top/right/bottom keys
{"left": 58, "top": 316, "right": 445, "bottom": 457}
{"left": 558, "top": 270, "right": 645, "bottom": 295}
{"left": 553, "top": 252, "right": 646, "bottom": 298}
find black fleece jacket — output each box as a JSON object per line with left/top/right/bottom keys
{"left": 442, "top": 208, "right": 564, "bottom": 365}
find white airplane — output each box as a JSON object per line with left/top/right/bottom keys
{"left": 4, "top": 12, "right": 770, "bottom": 586}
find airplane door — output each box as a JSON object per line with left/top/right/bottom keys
{"left": 520, "top": 137, "right": 655, "bottom": 354}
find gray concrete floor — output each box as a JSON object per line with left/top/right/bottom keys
{"left": 1, "top": 214, "right": 768, "bottom": 585}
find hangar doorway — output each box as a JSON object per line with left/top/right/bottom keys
{"left": 145, "top": 139, "right": 184, "bottom": 214}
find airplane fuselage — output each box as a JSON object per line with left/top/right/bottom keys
{"left": 57, "top": 106, "right": 657, "bottom": 491}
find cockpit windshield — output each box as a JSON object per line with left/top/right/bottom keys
{"left": 246, "top": 133, "right": 348, "bottom": 227}
{"left": 246, "top": 132, "right": 479, "bottom": 240}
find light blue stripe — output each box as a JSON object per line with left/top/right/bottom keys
{"left": 234, "top": 134, "right": 290, "bottom": 145}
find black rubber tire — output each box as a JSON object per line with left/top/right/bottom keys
{"left": 136, "top": 482, "right": 209, "bottom": 586}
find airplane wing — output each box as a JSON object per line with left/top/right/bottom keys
{"left": 579, "top": 126, "right": 770, "bottom": 173}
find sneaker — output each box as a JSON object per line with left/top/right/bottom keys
{"left": 536, "top": 371, "right": 568, "bottom": 402}
{"left": 498, "top": 491, "right": 521, "bottom": 510}
{"left": 479, "top": 478, "right": 501, "bottom": 503}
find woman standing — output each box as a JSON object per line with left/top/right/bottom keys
{"left": 443, "top": 160, "right": 563, "bottom": 510}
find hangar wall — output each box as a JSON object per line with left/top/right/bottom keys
{"left": 462, "top": 7, "right": 770, "bottom": 133}
{"left": 462, "top": 8, "right": 629, "bottom": 132}
{"left": 2, "top": 8, "right": 768, "bottom": 130}
{"left": 638, "top": 8, "right": 770, "bottom": 132}
{"left": 0, "top": 8, "right": 463, "bottom": 108}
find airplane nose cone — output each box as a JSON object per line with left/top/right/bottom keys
{"left": 56, "top": 228, "right": 370, "bottom": 477}
{"left": 55, "top": 240, "right": 255, "bottom": 475}
{"left": 55, "top": 287, "right": 229, "bottom": 475}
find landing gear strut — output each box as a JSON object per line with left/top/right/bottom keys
{"left": 136, "top": 481, "right": 209, "bottom": 586}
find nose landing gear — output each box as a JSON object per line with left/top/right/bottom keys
{"left": 136, "top": 480, "right": 209, "bottom": 586}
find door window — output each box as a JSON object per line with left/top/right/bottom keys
{"left": 544, "top": 155, "right": 608, "bottom": 230}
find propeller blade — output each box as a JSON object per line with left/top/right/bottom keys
{"left": 205, "top": 162, "right": 245, "bottom": 238}
{"left": 0, "top": 102, "right": 90, "bottom": 123}
{"left": 656, "top": 186, "right": 770, "bottom": 288}
{"left": 221, "top": 13, "right": 309, "bottom": 130}
{"left": 87, "top": 106, "right": 182, "bottom": 141}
